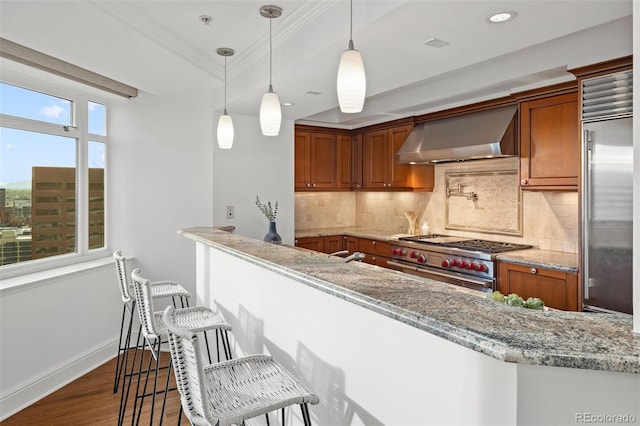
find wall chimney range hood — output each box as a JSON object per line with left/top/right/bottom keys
{"left": 397, "top": 105, "right": 518, "bottom": 164}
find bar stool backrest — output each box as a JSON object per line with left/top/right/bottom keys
{"left": 163, "top": 306, "right": 211, "bottom": 425}
{"left": 131, "top": 268, "right": 161, "bottom": 340}
{"left": 113, "top": 250, "right": 133, "bottom": 303}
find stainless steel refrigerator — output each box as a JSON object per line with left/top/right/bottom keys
{"left": 581, "top": 70, "right": 633, "bottom": 315}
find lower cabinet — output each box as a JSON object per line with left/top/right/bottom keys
{"left": 497, "top": 261, "right": 579, "bottom": 311}
{"left": 295, "top": 236, "right": 324, "bottom": 252}
{"left": 358, "top": 238, "right": 392, "bottom": 268}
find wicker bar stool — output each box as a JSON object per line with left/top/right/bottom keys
{"left": 163, "top": 305, "right": 319, "bottom": 426}
{"left": 112, "top": 250, "right": 191, "bottom": 395}
{"left": 123, "top": 268, "right": 232, "bottom": 426}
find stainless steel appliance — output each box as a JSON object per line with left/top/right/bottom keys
{"left": 389, "top": 235, "right": 532, "bottom": 292}
{"left": 581, "top": 70, "right": 633, "bottom": 315}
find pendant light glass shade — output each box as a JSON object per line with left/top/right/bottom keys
{"left": 216, "top": 47, "right": 235, "bottom": 149}
{"left": 260, "top": 87, "right": 281, "bottom": 136}
{"left": 337, "top": 0, "right": 366, "bottom": 113}
{"left": 259, "top": 5, "right": 282, "bottom": 136}
{"left": 337, "top": 47, "right": 366, "bottom": 113}
{"left": 217, "top": 112, "right": 234, "bottom": 149}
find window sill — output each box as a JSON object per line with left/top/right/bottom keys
{"left": 0, "top": 255, "right": 114, "bottom": 293}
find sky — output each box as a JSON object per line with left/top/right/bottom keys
{"left": 0, "top": 82, "right": 106, "bottom": 187}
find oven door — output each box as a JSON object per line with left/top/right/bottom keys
{"left": 387, "top": 260, "right": 495, "bottom": 292}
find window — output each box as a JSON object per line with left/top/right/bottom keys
{"left": 0, "top": 81, "right": 108, "bottom": 273}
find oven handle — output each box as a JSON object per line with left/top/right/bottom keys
{"left": 387, "top": 260, "right": 494, "bottom": 288}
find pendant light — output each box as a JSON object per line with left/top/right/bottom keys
{"left": 337, "top": 0, "right": 366, "bottom": 113}
{"left": 216, "top": 47, "right": 234, "bottom": 149}
{"left": 259, "top": 5, "right": 282, "bottom": 136}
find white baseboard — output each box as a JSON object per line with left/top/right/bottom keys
{"left": 0, "top": 339, "right": 118, "bottom": 421}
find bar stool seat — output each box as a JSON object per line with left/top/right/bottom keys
{"left": 163, "top": 305, "right": 319, "bottom": 426}
{"left": 123, "top": 268, "right": 232, "bottom": 426}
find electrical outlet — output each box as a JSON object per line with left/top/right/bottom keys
{"left": 226, "top": 205, "right": 234, "bottom": 219}
{"left": 336, "top": 213, "right": 342, "bottom": 223}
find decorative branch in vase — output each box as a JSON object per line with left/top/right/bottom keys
{"left": 256, "top": 195, "right": 281, "bottom": 244}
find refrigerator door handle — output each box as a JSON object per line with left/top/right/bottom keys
{"left": 583, "top": 129, "right": 592, "bottom": 300}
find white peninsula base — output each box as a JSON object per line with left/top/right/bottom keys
{"left": 191, "top": 238, "right": 639, "bottom": 426}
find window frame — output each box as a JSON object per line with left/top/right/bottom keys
{"left": 0, "top": 72, "right": 110, "bottom": 279}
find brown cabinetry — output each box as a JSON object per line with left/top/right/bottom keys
{"left": 363, "top": 124, "right": 413, "bottom": 189}
{"left": 519, "top": 92, "right": 580, "bottom": 190}
{"left": 323, "top": 235, "right": 344, "bottom": 254}
{"left": 497, "top": 261, "right": 579, "bottom": 311}
{"left": 294, "top": 236, "right": 324, "bottom": 252}
{"left": 358, "top": 238, "right": 392, "bottom": 267}
{"left": 294, "top": 131, "right": 337, "bottom": 190}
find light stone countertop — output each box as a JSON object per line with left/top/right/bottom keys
{"left": 180, "top": 227, "right": 639, "bottom": 375}
{"left": 296, "top": 226, "right": 579, "bottom": 272}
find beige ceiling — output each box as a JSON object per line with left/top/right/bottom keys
{"left": 0, "top": 0, "right": 633, "bottom": 128}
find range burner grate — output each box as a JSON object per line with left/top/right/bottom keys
{"left": 440, "top": 239, "right": 533, "bottom": 253}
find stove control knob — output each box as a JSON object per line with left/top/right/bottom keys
{"left": 468, "top": 262, "right": 478, "bottom": 270}
{"left": 417, "top": 254, "right": 427, "bottom": 264}
{"left": 451, "top": 258, "right": 460, "bottom": 267}
{"left": 459, "top": 260, "right": 469, "bottom": 269}
{"left": 441, "top": 259, "right": 451, "bottom": 268}
{"left": 410, "top": 251, "right": 418, "bottom": 259}
{"left": 391, "top": 248, "right": 399, "bottom": 256}
{"left": 476, "top": 263, "right": 488, "bottom": 272}
{"left": 395, "top": 248, "right": 405, "bottom": 256}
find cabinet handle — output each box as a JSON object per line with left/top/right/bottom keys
{"left": 295, "top": 239, "right": 299, "bottom": 244}
{"left": 372, "top": 241, "right": 376, "bottom": 245}
{"left": 530, "top": 267, "right": 537, "bottom": 274}
{"left": 312, "top": 183, "right": 317, "bottom": 187}
{"left": 306, "top": 183, "right": 311, "bottom": 187}
{"left": 521, "top": 179, "right": 528, "bottom": 186}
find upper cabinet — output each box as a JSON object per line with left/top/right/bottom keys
{"left": 519, "top": 91, "right": 580, "bottom": 190}
{"left": 362, "top": 124, "right": 412, "bottom": 189}
{"left": 295, "top": 130, "right": 340, "bottom": 191}
{"left": 295, "top": 124, "right": 432, "bottom": 192}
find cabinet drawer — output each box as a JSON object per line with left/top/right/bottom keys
{"left": 358, "top": 238, "right": 391, "bottom": 257}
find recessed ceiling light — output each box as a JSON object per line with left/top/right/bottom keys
{"left": 305, "top": 91, "right": 322, "bottom": 96}
{"left": 282, "top": 102, "right": 294, "bottom": 106}
{"left": 487, "top": 11, "right": 516, "bottom": 23}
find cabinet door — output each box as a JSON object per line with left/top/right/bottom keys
{"left": 345, "top": 236, "right": 359, "bottom": 254}
{"left": 323, "top": 235, "right": 344, "bottom": 254}
{"left": 520, "top": 92, "right": 579, "bottom": 189}
{"left": 294, "top": 131, "right": 311, "bottom": 190}
{"left": 388, "top": 124, "right": 412, "bottom": 188}
{"left": 310, "top": 133, "right": 337, "bottom": 189}
{"left": 336, "top": 134, "right": 353, "bottom": 189}
{"left": 363, "top": 129, "right": 390, "bottom": 189}
{"left": 497, "top": 261, "right": 579, "bottom": 311}
{"left": 295, "top": 237, "right": 323, "bottom": 252}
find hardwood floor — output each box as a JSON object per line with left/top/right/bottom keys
{"left": 2, "top": 351, "right": 188, "bottom": 426}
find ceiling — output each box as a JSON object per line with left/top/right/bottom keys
{"left": 0, "top": 1, "right": 633, "bottom": 129}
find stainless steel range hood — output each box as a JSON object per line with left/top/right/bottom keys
{"left": 397, "top": 105, "right": 518, "bottom": 164}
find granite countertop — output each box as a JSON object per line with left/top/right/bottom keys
{"left": 180, "top": 227, "right": 639, "bottom": 375}
{"left": 296, "top": 226, "right": 579, "bottom": 272}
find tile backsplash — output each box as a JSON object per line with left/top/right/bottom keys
{"left": 294, "top": 157, "right": 579, "bottom": 253}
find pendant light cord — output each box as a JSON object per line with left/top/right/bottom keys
{"left": 269, "top": 17, "right": 273, "bottom": 90}
{"left": 348, "top": 0, "right": 355, "bottom": 50}
{"left": 224, "top": 55, "right": 228, "bottom": 114}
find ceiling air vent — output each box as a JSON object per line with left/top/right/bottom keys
{"left": 582, "top": 70, "right": 633, "bottom": 120}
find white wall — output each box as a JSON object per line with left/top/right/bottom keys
{"left": 0, "top": 263, "right": 119, "bottom": 419}
{"left": 109, "top": 91, "right": 215, "bottom": 292}
{"left": 211, "top": 114, "right": 295, "bottom": 245}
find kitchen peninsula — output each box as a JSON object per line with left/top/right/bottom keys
{"left": 180, "top": 227, "right": 639, "bottom": 426}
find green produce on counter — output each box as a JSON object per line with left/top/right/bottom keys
{"left": 487, "top": 291, "right": 545, "bottom": 310}
{"left": 506, "top": 293, "right": 525, "bottom": 307}
{"left": 524, "top": 297, "right": 545, "bottom": 310}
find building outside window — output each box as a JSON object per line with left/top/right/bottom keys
{"left": 0, "top": 81, "right": 107, "bottom": 270}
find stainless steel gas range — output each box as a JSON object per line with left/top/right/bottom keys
{"left": 388, "top": 235, "right": 533, "bottom": 292}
